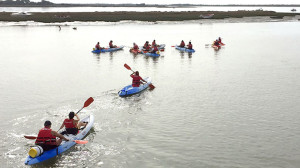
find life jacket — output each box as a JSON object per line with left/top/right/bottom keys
{"left": 64, "top": 119, "right": 76, "bottom": 129}
{"left": 152, "top": 41, "right": 156, "bottom": 46}
{"left": 180, "top": 42, "right": 185, "bottom": 47}
{"left": 153, "top": 46, "right": 158, "bottom": 52}
{"left": 109, "top": 42, "right": 113, "bottom": 48}
{"left": 95, "top": 44, "right": 100, "bottom": 50}
{"left": 35, "top": 127, "right": 56, "bottom": 145}
{"left": 187, "top": 44, "right": 193, "bottom": 49}
{"left": 133, "top": 44, "right": 138, "bottom": 50}
{"left": 144, "top": 45, "right": 150, "bottom": 51}
{"left": 131, "top": 75, "right": 141, "bottom": 87}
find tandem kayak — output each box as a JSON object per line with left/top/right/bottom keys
{"left": 129, "top": 48, "right": 141, "bottom": 54}
{"left": 175, "top": 45, "right": 195, "bottom": 53}
{"left": 118, "top": 77, "right": 152, "bottom": 97}
{"left": 141, "top": 50, "right": 160, "bottom": 57}
{"left": 92, "top": 46, "right": 124, "bottom": 53}
{"left": 139, "top": 44, "right": 165, "bottom": 50}
{"left": 24, "top": 115, "right": 94, "bottom": 165}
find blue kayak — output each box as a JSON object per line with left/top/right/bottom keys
{"left": 118, "top": 77, "right": 152, "bottom": 97}
{"left": 92, "top": 46, "right": 124, "bottom": 53}
{"left": 24, "top": 115, "right": 94, "bottom": 165}
{"left": 139, "top": 44, "right": 165, "bottom": 50}
{"left": 141, "top": 51, "right": 160, "bottom": 57}
{"left": 175, "top": 45, "right": 195, "bottom": 53}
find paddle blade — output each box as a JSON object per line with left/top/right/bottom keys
{"left": 73, "top": 140, "right": 88, "bottom": 144}
{"left": 124, "top": 64, "right": 132, "bottom": 70}
{"left": 83, "top": 97, "right": 94, "bottom": 108}
{"left": 24, "top": 135, "right": 37, "bottom": 139}
{"left": 149, "top": 84, "right": 155, "bottom": 90}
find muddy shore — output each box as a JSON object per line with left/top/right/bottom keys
{"left": 0, "top": 11, "right": 299, "bottom": 23}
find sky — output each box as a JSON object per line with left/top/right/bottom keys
{"left": 29, "top": 0, "right": 300, "bottom": 5}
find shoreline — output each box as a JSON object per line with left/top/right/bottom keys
{"left": 0, "top": 11, "right": 299, "bottom": 23}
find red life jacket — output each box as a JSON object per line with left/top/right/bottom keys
{"left": 187, "top": 44, "right": 193, "bottom": 49}
{"left": 95, "top": 44, "right": 100, "bottom": 50}
{"left": 145, "top": 45, "right": 150, "bottom": 51}
{"left": 109, "top": 42, "right": 113, "bottom": 48}
{"left": 64, "top": 119, "right": 76, "bottom": 129}
{"left": 152, "top": 41, "right": 156, "bottom": 46}
{"left": 35, "top": 127, "right": 56, "bottom": 145}
{"left": 180, "top": 42, "right": 185, "bottom": 47}
{"left": 131, "top": 75, "right": 142, "bottom": 87}
{"left": 153, "top": 46, "right": 158, "bottom": 52}
{"left": 133, "top": 44, "right": 138, "bottom": 50}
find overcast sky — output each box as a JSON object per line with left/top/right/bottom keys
{"left": 31, "top": 0, "right": 300, "bottom": 5}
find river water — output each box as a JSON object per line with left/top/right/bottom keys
{"left": 0, "top": 19, "right": 300, "bottom": 168}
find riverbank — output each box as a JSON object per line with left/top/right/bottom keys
{"left": 0, "top": 11, "right": 299, "bottom": 23}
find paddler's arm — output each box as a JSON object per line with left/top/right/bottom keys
{"left": 74, "top": 114, "right": 80, "bottom": 120}
{"left": 59, "top": 122, "right": 64, "bottom": 130}
{"left": 51, "top": 130, "right": 69, "bottom": 141}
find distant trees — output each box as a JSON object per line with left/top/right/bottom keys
{"left": 0, "top": 0, "right": 54, "bottom": 6}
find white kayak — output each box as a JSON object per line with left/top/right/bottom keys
{"left": 25, "top": 115, "right": 94, "bottom": 165}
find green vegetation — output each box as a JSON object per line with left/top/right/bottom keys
{"left": 0, "top": 11, "right": 298, "bottom": 23}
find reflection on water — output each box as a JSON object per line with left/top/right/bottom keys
{"left": 0, "top": 21, "right": 300, "bottom": 167}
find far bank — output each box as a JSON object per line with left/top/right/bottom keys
{"left": 0, "top": 11, "right": 299, "bottom": 23}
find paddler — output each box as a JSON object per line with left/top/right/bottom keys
{"left": 143, "top": 41, "right": 151, "bottom": 51}
{"left": 179, "top": 40, "right": 185, "bottom": 48}
{"left": 187, "top": 41, "right": 193, "bottom": 49}
{"left": 152, "top": 40, "right": 156, "bottom": 46}
{"left": 109, "top": 40, "right": 117, "bottom": 48}
{"left": 130, "top": 71, "right": 146, "bottom": 87}
{"left": 133, "top": 43, "right": 139, "bottom": 50}
{"left": 150, "top": 44, "right": 159, "bottom": 53}
{"left": 35, "top": 120, "right": 69, "bottom": 151}
{"left": 59, "top": 112, "right": 87, "bottom": 135}
{"left": 95, "top": 42, "right": 101, "bottom": 50}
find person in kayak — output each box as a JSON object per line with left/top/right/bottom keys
{"left": 133, "top": 43, "right": 139, "bottom": 50}
{"left": 131, "top": 71, "right": 147, "bottom": 87}
{"left": 152, "top": 40, "right": 156, "bottom": 46}
{"left": 179, "top": 40, "right": 185, "bottom": 48}
{"left": 150, "top": 44, "right": 159, "bottom": 53}
{"left": 218, "top": 37, "right": 222, "bottom": 43}
{"left": 214, "top": 40, "right": 220, "bottom": 47}
{"left": 35, "top": 120, "right": 69, "bottom": 151}
{"left": 59, "top": 112, "right": 87, "bottom": 135}
{"left": 187, "top": 41, "right": 193, "bottom": 49}
{"left": 109, "top": 40, "right": 117, "bottom": 48}
{"left": 143, "top": 41, "right": 151, "bottom": 51}
{"left": 95, "top": 42, "right": 101, "bottom": 50}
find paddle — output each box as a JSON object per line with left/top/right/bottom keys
{"left": 76, "top": 97, "right": 94, "bottom": 114}
{"left": 124, "top": 64, "right": 155, "bottom": 89}
{"left": 24, "top": 136, "right": 88, "bottom": 144}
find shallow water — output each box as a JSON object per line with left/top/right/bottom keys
{"left": 0, "top": 20, "right": 300, "bottom": 168}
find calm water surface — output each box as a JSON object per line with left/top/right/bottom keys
{"left": 0, "top": 20, "right": 300, "bottom": 168}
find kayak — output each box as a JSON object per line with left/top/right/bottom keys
{"left": 139, "top": 44, "right": 165, "bottom": 50}
{"left": 24, "top": 115, "right": 94, "bottom": 165}
{"left": 141, "top": 50, "right": 160, "bottom": 57}
{"left": 212, "top": 45, "right": 221, "bottom": 50}
{"left": 118, "top": 77, "right": 152, "bottom": 97}
{"left": 129, "top": 48, "right": 141, "bottom": 54}
{"left": 175, "top": 45, "right": 195, "bottom": 53}
{"left": 92, "top": 46, "right": 124, "bottom": 53}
